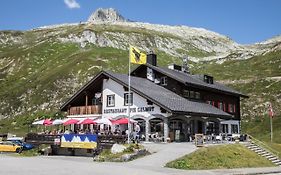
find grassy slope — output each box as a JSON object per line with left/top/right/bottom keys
{"left": 166, "top": 144, "right": 275, "bottom": 170}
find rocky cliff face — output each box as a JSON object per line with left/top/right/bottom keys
{"left": 88, "top": 8, "right": 127, "bottom": 23}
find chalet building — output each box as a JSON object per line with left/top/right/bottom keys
{"left": 60, "top": 53, "right": 248, "bottom": 142}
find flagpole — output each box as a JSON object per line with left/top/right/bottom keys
{"left": 127, "top": 46, "right": 131, "bottom": 144}
{"left": 270, "top": 114, "right": 273, "bottom": 142}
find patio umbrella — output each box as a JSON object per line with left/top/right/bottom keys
{"left": 63, "top": 119, "right": 79, "bottom": 125}
{"left": 32, "top": 119, "right": 52, "bottom": 125}
{"left": 79, "top": 118, "right": 96, "bottom": 125}
{"left": 52, "top": 119, "right": 64, "bottom": 125}
{"left": 112, "top": 118, "right": 138, "bottom": 125}
{"left": 94, "top": 118, "right": 112, "bottom": 125}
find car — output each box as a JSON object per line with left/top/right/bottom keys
{"left": 0, "top": 141, "right": 23, "bottom": 153}
{"left": 7, "top": 138, "right": 34, "bottom": 150}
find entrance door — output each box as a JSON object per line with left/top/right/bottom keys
{"left": 197, "top": 120, "right": 203, "bottom": 134}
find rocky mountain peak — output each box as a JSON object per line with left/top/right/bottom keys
{"left": 87, "top": 8, "right": 127, "bottom": 23}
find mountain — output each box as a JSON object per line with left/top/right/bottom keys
{"left": 0, "top": 8, "right": 280, "bottom": 142}
{"left": 88, "top": 8, "right": 128, "bottom": 23}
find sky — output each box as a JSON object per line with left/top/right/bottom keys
{"left": 0, "top": 0, "right": 280, "bottom": 44}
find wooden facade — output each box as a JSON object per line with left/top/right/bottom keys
{"left": 68, "top": 105, "right": 102, "bottom": 115}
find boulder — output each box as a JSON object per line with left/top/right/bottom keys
{"left": 121, "top": 154, "right": 131, "bottom": 162}
{"left": 111, "top": 143, "right": 126, "bottom": 154}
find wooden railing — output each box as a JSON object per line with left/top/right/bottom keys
{"left": 25, "top": 133, "right": 126, "bottom": 148}
{"left": 68, "top": 105, "right": 102, "bottom": 115}
{"left": 25, "top": 133, "right": 61, "bottom": 145}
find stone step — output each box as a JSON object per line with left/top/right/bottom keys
{"left": 253, "top": 148, "right": 263, "bottom": 151}
{"left": 261, "top": 153, "right": 272, "bottom": 157}
{"left": 267, "top": 155, "right": 277, "bottom": 159}
{"left": 249, "top": 145, "right": 259, "bottom": 148}
{"left": 258, "top": 151, "right": 267, "bottom": 156}
{"left": 272, "top": 159, "right": 281, "bottom": 163}
{"left": 251, "top": 148, "right": 263, "bottom": 151}
{"left": 257, "top": 150, "right": 267, "bottom": 154}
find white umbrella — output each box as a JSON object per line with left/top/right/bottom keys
{"left": 52, "top": 119, "right": 64, "bottom": 125}
{"left": 32, "top": 119, "right": 52, "bottom": 125}
{"left": 32, "top": 119, "right": 45, "bottom": 125}
{"left": 94, "top": 118, "right": 112, "bottom": 125}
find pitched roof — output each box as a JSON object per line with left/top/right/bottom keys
{"left": 134, "top": 64, "right": 248, "bottom": 97}
{"left": 105, "top": 71, "right": 232, "bottom": 118}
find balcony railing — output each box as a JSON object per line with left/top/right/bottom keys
{"left": 68, "top": 105, "right": 102, "bottom": 115}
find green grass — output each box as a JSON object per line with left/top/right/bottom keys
{"left": 166, "top": 144, "right": 275, "bottom": 170}
{"left": 193, "top": 50, "right": 281, "bottom": 80}
{"left": 18, "top": 149, "right": 39, "bottom": 157}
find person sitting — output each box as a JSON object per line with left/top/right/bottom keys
{"left": 64, "top": 129, "right": 70, "bottom": 134}
{"left": 78, "top": 129, "right": 85, "bottom": 134}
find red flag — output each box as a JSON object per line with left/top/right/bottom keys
{"left": 268, "top": 103, "right": 274, "bottom": 118}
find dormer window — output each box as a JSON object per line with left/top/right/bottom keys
{"left": 183, "top": 90, "right": 189, "bottom": 98}
{"left": 195, "top": 92, "right": 200, "bottom": 99}
{"left": 160, "top": 77, "right": 167, "bottom": 86}
{"left": 204, "top": 75, "right": 214, "bottom": 84}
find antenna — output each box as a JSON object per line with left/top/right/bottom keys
{"left": 182, "top": 56, "right": 190, "bottom": 74}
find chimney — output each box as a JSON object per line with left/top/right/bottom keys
{"left": 168, "top": 64, "right": 182, "bottom": 71}
{"left": 182, "top": 56, "right": 190, "bottom": 74}
{"left": 147, "top": 51, "right": 157, "bottom": 66}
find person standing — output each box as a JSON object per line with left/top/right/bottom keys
{"left": 134, "top": 123, "right": 141, "bottom": 142}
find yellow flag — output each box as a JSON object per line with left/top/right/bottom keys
{"left": 129, "top": 46, "right": 147, "bottom": 64}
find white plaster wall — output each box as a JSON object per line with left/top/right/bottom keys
{"left": 102, "top": 78, "right": 167, "bottom": 119}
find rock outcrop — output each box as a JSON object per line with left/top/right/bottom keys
{"left": 88, "top": 8, "right": 127, "bottom": 23}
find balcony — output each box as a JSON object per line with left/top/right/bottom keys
{"left": 68, "top": 105, "right": 102, "bottom": 115}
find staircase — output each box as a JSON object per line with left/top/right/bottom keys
{"left": 246, "top": 142, "right": 281, "bottom": 166}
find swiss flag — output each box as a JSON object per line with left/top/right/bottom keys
{"left": 268, "top": 102, "right": 274, "bottom": 118}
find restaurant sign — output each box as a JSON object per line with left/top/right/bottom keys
{"left": 61, "top": 134, "right": 97, "bottom": 149}
{"left": 104, "top": 106, "right": 155, "bottom": 114}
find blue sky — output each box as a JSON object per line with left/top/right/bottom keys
{"left": 0, "top": 0, "right": 280, "bottom": 44}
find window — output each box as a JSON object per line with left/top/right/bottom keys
{"left": 222, "top": 124, "right": 228, "bottom": 133}
{"left": 190, "top": 91, "right": 195, "bottom": 98}
{"left": 147, "top": 99, "right": 153, "bottom": 105}
{"left": 218, "top": 102, "right": 224, "bottom": 110}
{"left": 106, "top": 95, "right": 115, "bottom": 107}
{"left": 195, "top": 92, "right": 200, "bottom": 99}
{"left": 183, "top": 90, "right": 189, "bottom": 98}
{"left": 124, "top": 93, "right": 133, "bottom": 106}
{"left": 160, "top": 77, "right": 167, "bottom": 86}
{"left": 228, "top": 104, "right": 234, "bottom": 113}
{"left": 204, "top": 75, "right": 214, "bottom": 84}
{"left": 231, "top": 124, "right": 239, "bottom": 134}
